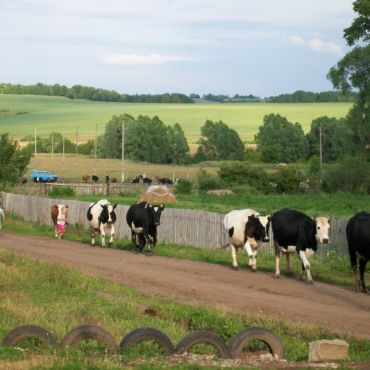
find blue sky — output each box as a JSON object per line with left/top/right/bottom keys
{"left": 0, "top": 0, "right": 355, "bottom": 97}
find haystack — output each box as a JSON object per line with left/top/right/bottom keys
{"left": 139, "top": 185, "right": 176, "bottom": 204}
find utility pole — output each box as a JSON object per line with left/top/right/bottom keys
{"left": 94, "top": 124, "right": 97, "bottom": 175}
{"left": 121, "top": 121, "right": 124, "bottom": 183}
{"left": 75, "top": 127, "right": 78, "bottom": 165}
{"left": 34, "top": 128, "right": 37, "bottom": 155}
{"left": 319, "top": 126, "right": 323, "bottom": 175}
{"left": 62, "top": 129, "right": 65, "bottom": 162}
{"left": 51, "top": 132, "right": 54, "bottom": 160}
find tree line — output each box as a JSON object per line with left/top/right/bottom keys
{"left": 0, "top": 83, "right": 193, "bottom": 104}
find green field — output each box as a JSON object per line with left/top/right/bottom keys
{"left": 0, "top": 94, "right": 353, "bottom": 143}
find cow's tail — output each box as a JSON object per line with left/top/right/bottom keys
{"left": 218, "top": 243, "right": 230, "bottom": 250}
{"left": 87, "top": 203, "right": 95, "bottom": 221}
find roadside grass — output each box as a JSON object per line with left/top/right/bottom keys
{"left": 3, "top": 212, "right": 369, "bottom": 292}
{"left": 61, "top": 191, "right": 369, "bottom": 218}
{"left": 0, "top": 249, "right": 370, "bottom": 370}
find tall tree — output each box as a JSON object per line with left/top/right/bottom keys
{"left": 0, "top": 134, "right": 32, "bottom": 189}
{"left": 195, "top": 120, "right": 245, "bottom": 161}
{"left": 255, "top": 114, "right": 307, "bottom": 163}
{"left": 327, "top": 0, "right": 370, "bottom": 151}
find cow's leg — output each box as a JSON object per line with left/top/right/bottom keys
{"left": 286, "top": 253, "right": 293, "bottom": 275}
{"left": 251, "top": 248, "right": 258, "bottom": 271}
{"left": 243, "top": 239, "right": 254, "bottom": 258}
{"left": 54, "top": 226, "right": 58, "bottom": 238}
{"left": 359, "top": 259, "right": 368, "bottom": 293}
{"left": 99, "top": 224, "right": 106, "bottom": 247}
{"left": 274, "top": 243, "right": 281, "bottom": 278}
{"left": 91, "top": 227, "right": 98, "bottom": 246}
{"left": 299, "top": 250, "right": 313, "bottom": 284}
{"left": 108, "top": 225, "right": 115, "bottom": 246}
{"left": 349, "top": 246, "right": 360, "bottom": 291}
{"left": 230, "top": 244, "right": 238, "bottom": 270}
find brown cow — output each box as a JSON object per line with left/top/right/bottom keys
{"left": 51, "top": 204, "right": 69, "bottom": 239}
{"left": 82, "top": 175, "right": 90, "bottom": 183}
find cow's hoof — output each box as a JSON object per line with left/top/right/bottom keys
{"left": 307, "top": 280, "right": 314, "bottom": 285}
{"left": 108, "top": 243, "right": 113, "bottom": 247}
{"left": 361, "top": 288, "right": 369, "bottom": 294}
{"left": 232, "top": 266, "right": 239, "bottom": 271}
{"left": 274, "top": 274, "right": 280, "bottom": 279}
{"left": 251, "top": 266, "right": 257, "bottom": 272}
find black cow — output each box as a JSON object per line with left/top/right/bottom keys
{"left": 126, "top": 201, "right": 165, "bottom": 253}
{"left": 271, "top": 208, "right": 330, "bottom": 284}
{"left": 142, "top": 176, "right": 152, "bottom": 185}
{"left": 346, "top": 211, "right": 370, "bottom": 293}
{"left": 92, "top": 175, "right": 99, "bottom": 183}
{"left": 157, "top": 177, "right": 173, "bottom": 185}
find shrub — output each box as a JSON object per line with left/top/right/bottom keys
{"left": 176, "top": 179, "right": 193, "bottom": 194}
{"left": 218, "top": 163, "right": 270, "bottom": 191}
{"left": 48, "top": 186, "right": 76, "bottom": 197}
{"left": 196, "top": 169, "right": 221, "bottom": 191}
{"left": 322, "top": 156, "right": 370, "bottom": 193}
{"left": 270, "top": 167, "right": 304, "bottom": 194}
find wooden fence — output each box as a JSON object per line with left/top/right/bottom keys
{"left": 1, "top": 192, "right": 349, "bottom": 257}
{"left": 15, "top": 182, "right": 176, "bottom": 196}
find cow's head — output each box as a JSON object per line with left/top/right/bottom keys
{"left": 148, "top": 203, "right": 165, "bottom": 226}
{"left": 256, "top": 215, "right": 271, "bottom": 243}
{"left": 100, "top": 203, "right": 117, "bottom": 224}
{"left": 245, "top": 215, "right": 267, "bottom": 242}
{"left": 315, "top": 217, "right": 330, "bottom": 244}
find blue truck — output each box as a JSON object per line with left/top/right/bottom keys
{"left": 29, "top": 170, "right": 58, "bottom": 183}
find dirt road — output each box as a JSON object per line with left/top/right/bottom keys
{"left": 1, "top": 230, "right": 369, "bottom": 339}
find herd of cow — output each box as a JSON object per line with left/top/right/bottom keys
{"left": 81, "top": 174, "right": 177, "bottom": 185}
{"left": 50, "top": 200, "right": 370, "bottom": 293}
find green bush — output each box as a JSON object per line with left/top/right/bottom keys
{"left": 196, "top": 169, "right": 221, "bottom": 191}
{"left": 270, "top": 167, "right": 304, "bottom": 194}
{"left": 176, "top": 179, "right": 193, "bottom": 194}
{"left": 218, "top": 162, "right": 270, "bottom": 191}
{"left": 48, "top": 186, "right": 76, "bottom": 197}
{"left": 323, "top": 156, "right": 370, "bottom": 193}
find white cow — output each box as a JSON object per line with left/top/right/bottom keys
{"left": 223, "top": 209, "right": 270, "bottom": 271}
{"left": 87, "top": 199, "right": 117, "bottom": 247}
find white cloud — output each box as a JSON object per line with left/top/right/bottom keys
{"left": 290, "top": 36, "right": 343, "bottom": 55}
{"left": 102, "top": 53, "right": 192, "bottom": 66}
{"left": 307, "top": 38, "right": 343, "bottom": 55}
{"left": 289, "top": 36, "right": 305, "bottom": 46}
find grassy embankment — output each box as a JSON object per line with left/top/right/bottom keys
{"left": 1, "top": 248, "right": 370, "bottom": 370}
{"left": 0, "top": 94, "right": 353, "bottom": 146}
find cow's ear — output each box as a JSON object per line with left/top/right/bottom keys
{"left": 160, "top": 204, "right": 165, "bottom": 210}
{"left": 148, "top": 204, "right": 153, "bottom": 208}
{"left": 113, "top": 203, "right": 117, "bottom": 209}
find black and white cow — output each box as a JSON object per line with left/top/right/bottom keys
{"left": 223, "top": 209, "right": 270, "bottom": 271}
{"left": 126, "top": 201, "right": 164, "bottom": 253}
{"left": 271, "top": 208, "right": 330, "bottom": 284}
{"left": 346, "top": 211, "right": 370, "bottom": 293}
{"left": 87, "top": 199, "right": 117, "bottom": 247}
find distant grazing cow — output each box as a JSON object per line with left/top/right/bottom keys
{"left": 223, "top": 209, "right": 270, "bottom": 271}
{"left": 126, "top": 201, "right": 165, "bottom": 253}
{"left": 111, "top": 177, "right": 117, "bottom": 183}
{"left": 131, "top": 175, "right": 142, "bottom": 184}
{"left": 82, "top": 175, "right": 90, "bottom": 183}
{"left": 271, "top": 208, "right": 330, "bottom": 284}
{"left": 346, "top": 211, "right": 370, "bottom": 292}
{"left": 87, "top": 199, "right": 117, "bottom": 247}
{"left": 299, "top": 180, "right": 310, "bottom": 193}
{"left": 142, "top": 176, "right": 153, "bottom": 185}
{"left": 156, "top": 176, "right": 173, "bottom": 185}
{"left": 51, "top": 204, "right": 69, "bottom": 239}
{"left": 92, "top": 175, "right": 99, "bottom": 183}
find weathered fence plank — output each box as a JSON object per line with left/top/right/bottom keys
{"left": 1, "top": 192, "right": 349, "bottom": 257}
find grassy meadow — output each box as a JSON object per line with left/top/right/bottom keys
{"left": 1, "top": 217, "right": 370, "bottom": 368}
{"left": 0, "top": 94, "right": 353, "bottom": 144}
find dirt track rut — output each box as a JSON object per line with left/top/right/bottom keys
{"left": 0, "top": 230, "right": 369, "bottom": 339}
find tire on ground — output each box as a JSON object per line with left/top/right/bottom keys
{"left": 175, "top": 330, "right": 230, "bottom": 359}
{"left": 2, "top": 325, "right": 56, "bottom": 347}
{"left": 228, "top": 327, "right": 285, "bottom": 360}
{"left": 119, "top": 327, "right": 174, "bottom": 355}
{"left": 59, "top": 324, "right": 117, "bottom": 351}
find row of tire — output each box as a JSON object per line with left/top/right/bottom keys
{"left": 2, "top": 324, "right": 285, "bottom": 359}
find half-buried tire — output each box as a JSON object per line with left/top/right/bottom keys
{"left": 175, "top": 330, "right": 230, "bottom": 359}
{"left": 59, "top": 324, "right": 116, "bottom": 351}
{"left": 2, "top": 325, "right": 56, "bottom": 347}
{"left": 119, "top": 327, "right": 174, "bottom": 355}
{"left": 228, "top": 327, "right": 285, "bottom": 360}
